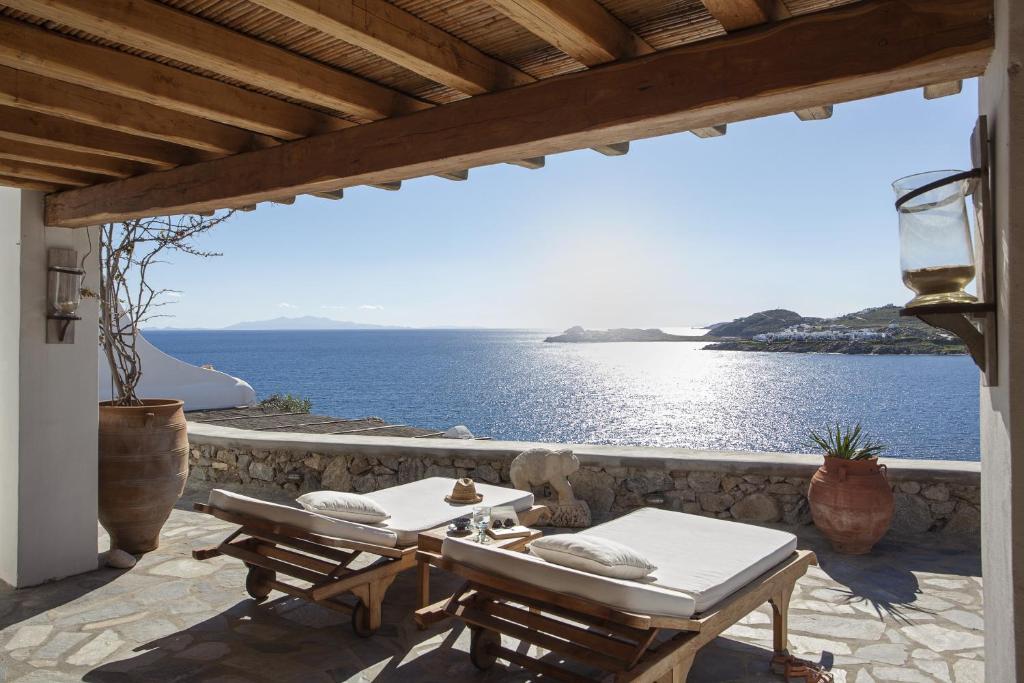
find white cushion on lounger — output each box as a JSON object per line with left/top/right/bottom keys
{"left": 529, "top": 534, "right": 656, "bottom": 579}
{"left": 442, "top": 507, "right": 797, "bottom": 619}
{"left": 364, "top": 477, "right": 534, "bottom": 547}
{"left": 208, "top": 489, "right": 398, "bottom": 547}
{"left": 578, "top": 507, "right": 797, "bottom": 614}
{"left": 296, "top": 491, "right": 390, "bottom": 523}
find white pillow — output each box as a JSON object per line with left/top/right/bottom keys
{"left": 529, "top": 534, "right": 656, "bottom": 580}
{"left": 295, "top": 491, "right": 390, "bottom": 524}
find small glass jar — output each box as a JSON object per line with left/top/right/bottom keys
{"left": 892, "top": 170, "right": 978, "bottom": 307}
{"left": 48, "top": 265, "right": 84, "bottom": 317}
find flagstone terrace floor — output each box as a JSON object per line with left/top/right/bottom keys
{"left": 0, "top": 488, "right": 984, "bottom": 683}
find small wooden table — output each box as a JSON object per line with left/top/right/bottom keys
{"left": 414, "top": 524, "right": 543, "bottom": 629}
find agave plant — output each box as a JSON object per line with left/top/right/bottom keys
{"left": 807, "top": 423, "right": 885, "bottom": 460}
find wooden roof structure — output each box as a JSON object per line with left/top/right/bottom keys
{"left": 0, "top": 0, "right": 993, "bottom": 228}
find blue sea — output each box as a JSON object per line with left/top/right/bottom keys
{"left": 146, "top": 329, "right": 980, "bottom": 461}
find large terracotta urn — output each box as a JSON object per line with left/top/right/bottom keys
{"left": 807, "top": 456, "right": 894, "bottom": 555}
{"left": 98, "top": 399, "right": 189, "bottom": 554}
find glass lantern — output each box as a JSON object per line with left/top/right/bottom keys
{"left": 892, "top": 170, "right": 978, "bottom": 307}
{"left": 47, "top": 265, "right": 84, "bottom": 318}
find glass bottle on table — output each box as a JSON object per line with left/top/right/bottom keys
{"left": 472, "top": 506, "right": 490, "bottom": 544}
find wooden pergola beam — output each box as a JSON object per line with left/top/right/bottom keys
{"left": 251, "top": 0, "right": 534, "bottom": 95}
{"left": 691, "top": 125, "right": 727, "bottom": 138}
{"left": 482, "top": 0, "right": 654, "bottom": 65}
{"left": 0, "top": 139, "right": 149, "bottom": 178}
{"left": 701, "top": 0, "right": 790, "bottom": 30}
{"left": 507, "top": 157, "right": 545, "bottom": 169}
{"left": 0, "top": 65, "right": 267, "bottom": 155}
{"left": 0, "top": 17, "right": 342, "bottom": 140}
{"left": 45, "top": 0, "right": 994, "bottom": 228}
{"left": 924, "top": 80, "right": 964, "bottom": 99}
{"left": 4, "top": 0, "right": 429, "bottom": 122}
{"left": 0, "top": 159, "right": 107, "bottom": 187}
{"left": 592, "top": 142, "right": 630, "bottom": 156}
{"left": 794, "top": 105, "right": 834, "bottom": 121}
{"left": 0, "top": 174, "right": 65, "bottom": 193}
{"left": 0, "top": 106, "right": 199, "bottom": 168}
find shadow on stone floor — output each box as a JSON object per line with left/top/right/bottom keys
{"left": 0, "top": 566, "right": 130, "bottom": 637}
{"left": 805, "top": 528, "right": 981, "bottom": 625}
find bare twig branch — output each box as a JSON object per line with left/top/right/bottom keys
{"left": 97, "top": 212, "right": 234, "bottom": 405}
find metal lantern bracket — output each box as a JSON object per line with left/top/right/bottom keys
{"left": 900, "top": 115, "right": 998, "bottom": 385}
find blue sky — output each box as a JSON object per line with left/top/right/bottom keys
{"left": 151, "top": 80, "right": 980, "bottom": 330}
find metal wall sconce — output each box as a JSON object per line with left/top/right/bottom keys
{"left": 896, "top": 116, "right": 997, "bottom": 385}
{"left": 46, "top": 247, "right": 84, "bottom": 344}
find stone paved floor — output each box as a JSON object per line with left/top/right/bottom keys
{"left": 0, "top": 489, "right": 984, "bottom": 682}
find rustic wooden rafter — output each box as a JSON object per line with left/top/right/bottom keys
{"left": 2, "top": 0, "right": 430, "bottom": 122}
{"left": 592, "top": 142, "right": 630, "bottom": 156}
{"left": 794, "top": 105, "right": 834, "bottom": 120}
{"left": 0, "top": 65, "right": 268, "bottom": 155}
{"left": 0, "top": 106, "right": 200, "bottom": 168}
{"left": 0, "top": 139, "right": 149, "bottom": 178}
{"left": 507, "top": 157, "right": 546, "bottom": 169}
{"left": 691, "top": 125, "right": 728, "bottom": 138}
{"left": 0, "top": 158, "right": 108, "bottom": 187}
{"left": 482, "top": 0, "right": 654, "bottom": 65}
{"left": 924, "top": 80, "right": 964, "bottom": 99}
{"left": 250, "top": 0, "right": 534, "bottom": 95}
{"left": 0, "top": 16, "right": 344, "bottom": 140}
{"left": 0, "top": 173, "right": 65, "bottom": 193}
{"left": 43, "top": 0, "right": 994, "bottom": 227}
{"left": 701, "top": 0, "right": 791, "bottom": 30}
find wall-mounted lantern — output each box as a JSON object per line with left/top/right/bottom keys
{"left": 46, "top": 247, "right": 84, "bottom": 344}
{"left": 896, "top": 116, "right": 997, "bottom": 385}
{"left": 894, "top": 169, "right": 980, "bottom": 307}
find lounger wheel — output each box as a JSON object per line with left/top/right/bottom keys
{"left": 351, "top": 601, "right": 377, "bottom": 638}
{"left": 469, "top": 627, "right": 499, "bottom": 670}
{"left": 244, "top": 564, "right": 275, "bottom": 601}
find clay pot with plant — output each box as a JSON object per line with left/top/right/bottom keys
{"left": 806, "top": 423, "right": 893, "bottom": 555}
{"left": 95, "top": 214, "right": 231, "bottom": 555}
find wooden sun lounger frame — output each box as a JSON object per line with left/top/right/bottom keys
{"left": 429, "top": 548, "right": 818, "bottom": 682}
{"left": 192, "top": 501, "right": 418, "bottom": 636}
{"left": 192, "top": 501, "right": 549, "bottom": 637}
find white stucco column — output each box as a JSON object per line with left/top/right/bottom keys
{"left": 0, "top": 188, "right": 99, "bottom": 587}
{"left": 978, "top": 0, "right": 1024, "bottom": 677}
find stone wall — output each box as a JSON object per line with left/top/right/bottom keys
{"left": 187, "top": 423, "right": 981, "bottom": 537}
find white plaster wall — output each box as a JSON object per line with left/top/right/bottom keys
{"left": 0, "top": 190, "right": 99, "bottom": 587}
{"left": 979, "top": 0, "right": 1024, "bottom": 676}
{"left": 0, "top": 188, "right": 22, "bottom": 585}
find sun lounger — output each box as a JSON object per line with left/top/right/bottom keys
{"left": 428, "top": 507, "right": 821, "bottom": 682}
{"left": 192, "top": 477, "right": 545, "bottom": 636}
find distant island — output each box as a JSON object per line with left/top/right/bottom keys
{"left": 546, "top": 305, "right": 966, "bottom": 356}
{"left": 544, "top": 326, "right": 719, "bottom": 343}
{"left": 146, "top": 316, "right": 405, "bottom": 331}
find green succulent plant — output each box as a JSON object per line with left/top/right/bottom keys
{"left": 807, "top": 423, "right": 885, "bottom": 461}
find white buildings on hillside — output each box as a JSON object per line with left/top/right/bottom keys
{"left": 753, "top": 326, "right": 890, "bottom": 343}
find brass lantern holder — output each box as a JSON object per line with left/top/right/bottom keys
{"left": 900, "top": 115, "right": 997, "bottom": 385}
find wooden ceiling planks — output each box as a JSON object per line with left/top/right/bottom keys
{"left": 481, "top": 0, "right": 654, "bottom": 65}
{"left": 0, "top": 0, "right": 989, "bottom": 217}
{"left": 43, "top": 0, "right": 994, "bottom": 227}
{"left": 2, "top": 0, "right": 431, "bottom": 121}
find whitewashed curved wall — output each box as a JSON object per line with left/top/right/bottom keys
{"left": 98, "top": 331, "right": 256, "bottom": 410}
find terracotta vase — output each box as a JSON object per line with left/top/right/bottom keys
{"left": 98, "top": 399, "right": 189, "bottom": 554}
{"left": 807, "top": 456, "right": 894, "bottom": 555}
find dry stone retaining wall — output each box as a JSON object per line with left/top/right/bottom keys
{"left": 187, "top": 424, "right": 981, "bottom": 537}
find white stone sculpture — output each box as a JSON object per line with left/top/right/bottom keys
{"left": 510, "top": 448, "right": 591, "bottom": 527}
